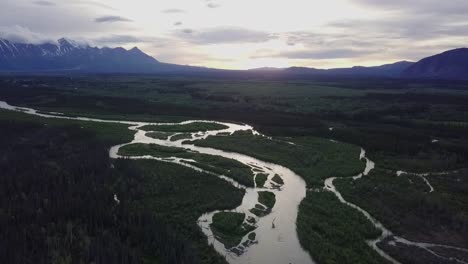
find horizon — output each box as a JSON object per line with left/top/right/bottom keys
{"left": 1, "top": 35, "right": 431, "bottom": 70}
{"left": 1, "top": 0, "right": 468, "bottom": 70}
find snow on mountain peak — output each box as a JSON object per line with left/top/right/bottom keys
{"left": 58, "top": 38, "right": 89, "bottom": 49}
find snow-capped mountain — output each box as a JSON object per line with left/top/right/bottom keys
{"left": 1, "top": 38, "right": 90, "bottom": 59}
{"left": 0, "top": 38, "right": 198, "bottom": 73}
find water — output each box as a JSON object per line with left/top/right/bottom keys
{"left": 2, "top": 100, "right": 467, "bottom": 264}
{"left": 0, "top": 100, "right": 314, "bottom": 264}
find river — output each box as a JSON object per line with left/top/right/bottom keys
{"left": 1, "top": 100, "right": 467, "bottom": 264}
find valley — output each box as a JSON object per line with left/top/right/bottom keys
{"left": 1, "top": 76, "right": 468, "bottom": 264}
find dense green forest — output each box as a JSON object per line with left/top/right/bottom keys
{"left": 1, "top": 76, "right": 468, "bottom": 263}
{"left": 0, "top": 115, "right": 243, "bottom": 264}
{"left": 297, "top": 191, "right": 388, "bottom": 264}
{"left": 336, "top": 169, "right": 468, "bottom": 248}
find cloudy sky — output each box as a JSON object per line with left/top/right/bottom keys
{"left": 1, "top": 0, "right": 468, "bottom": 69}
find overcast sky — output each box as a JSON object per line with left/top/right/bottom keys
{"left": 1, "top": 0, "right": 468, "bottom": 69}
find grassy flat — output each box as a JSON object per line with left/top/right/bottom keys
{"left": 255, "top": 173, "right": 268, "bottom": 187}
{"left": 193, "top": 133, "right": 365, "bottom": 188}
{"left": 249, "top": 191, "right": 276, "bottom": 217}
{"left": 170, "top": 133, "right": 193, "bottom": 141}
{"left": 258, "top": 191, "right": 276, "bottom": 209}
{"left": 271, "top": 174, "right": 284, "bottom": 185}
{"left": 211, "top": 212, "right": 255, "bottom": 249}
{"left": 140, "top": 122, "right": 229, "bottom": 132}
{"left": 146, "top": 131, "right": 172, "bottom": 140}
{"left": 118, "top": 143, "right": 255, "bottom": 186}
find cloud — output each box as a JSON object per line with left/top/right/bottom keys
{"left": 253, "top": 48, "right": 376, "bottom": 60}
{"left": 177, "top": 27, "right": 276, "bottom": 44}
{"left": 207, "top": 3, "right": 220, "bottom": 8}
{"left": 351, "top": 0, "right": 468, "bottom": 15}
{"left": 94, "top": 35, "right": 143, "bottom": 45}
{"left": 174, "top": 21, "right": 183, "bottom": 26}
{"left": 33, "top": 1, "right": 56, "bottom": 6}
{"left": 95, "top": 16, "right": 133, "bottom": 23}
{"left": 93, "top": 34, "right": 174, "bottom": 48}
{"left": 326, "top": 16, "right": 468, "bottom": 42}
{"left": 205, "top": 0, "right": 221, "bottom": 8}
{"left": 182, "top": 29, "right": 194, "bottom": 34}
{"left": 73, "top": 0, "right": 116, "bottom": 10}
{"left": 0, "top": 25, "right": 56, "bottom": 44}
{"left": 162, "top": 9, "right": 185, "bottom": 13}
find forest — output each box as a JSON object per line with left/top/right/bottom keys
{"left": 1, "top": 75, "right": 468, "bottom": 263}
{"left": 0, "top": 115, "right": 243, "bottom": 264}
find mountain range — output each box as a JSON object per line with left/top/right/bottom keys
{"left": 0, "top": 38, "right": 209, "bottom": 74}
{"left": 0, "top": 38, "right": 467, "bottom": 80}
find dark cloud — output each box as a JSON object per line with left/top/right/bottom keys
{"left": 162, "top": 9, "right": 185, "bottom": 14}
{"left": 207, "top": 3, "right": 220, "bottom": 8}
{"left": 33, "top": 1, "right": 56, "bottom": 6}
{"left": 177, "top": 27, "right": 276, "bottom": 44}
{"left": 205, "top": 0, "right": 221, "bottom": 8}
{"left": 282, "top": 31, "right": 377, "bottom": 52}
{"left": 95, "top": 16, "right": 132, "bottom": 23}
{"left": 352, "top": 0, "right": 468, "bottom": 15}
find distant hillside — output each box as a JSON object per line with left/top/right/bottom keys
{"left": 402, "top": 48, "right": 468, "bottom": 80}
{"left": 327, "top": 61, "right": 414, "bottom": 77}
{"left": 249, "top": 61, "right": 414, "bottom": 78}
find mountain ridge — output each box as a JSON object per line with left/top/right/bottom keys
{"left": 402, "top": 48, "right": 468, "bottom": 80}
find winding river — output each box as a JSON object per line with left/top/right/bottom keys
{"left": 1, "top": 100, "right": 467, "bottom": 264}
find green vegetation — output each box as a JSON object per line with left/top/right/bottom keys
{"left": 297, "top": 191, "right": 389, "bottom": 264}
{"left": 248, "top": 232, "right": 256, "bottom": 241}
{"left": 0, "top": 113, "right": 243, "bottom": 264}
{"left": 255, "top": 173, "right": 268, "bottom": 187}
{"left": 146, "top": 131, "right": 172, "bottom": 140}
{"left": 119, "top": 143, "right": 255, "bottom": 186}
{"left": 258, "top": 191, "right": 276, "bottom": 209}
{"left": 193, "top": 134, "right": 365, "bottom": 188}
{"left": 335, "top": 169, "right": 468, "bottom": 248}
{"left": 140, "top": 122, "right": 229, "bottom": 132}
{"left": 0, "top": 109, "right": 134, "bottom": 146}
{"left": 119, "top": 143, "right": 188, "bottom": 157}
{"left": 128, "top": 160, "right": 244, "bottom": 263}
{"left": 272, "top": 174, "right": 284, "bottom": 185}
{"left": 210, "top": 212, "right": 255, "bottom": 249}
{"left": 2, "top": 76, "right": 468, "bottom": 262}
{"left": 250, "top": 191, "right": 276, "bottom": 217}
{"left": 171, "top": 133, "right": 193, "bottom": 141}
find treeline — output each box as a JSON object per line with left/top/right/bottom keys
{"left": 335, "top": 169, "right": 468, "bottom": 249}
{"left": 0, "top": 120, "right": 199, "bottom": 264}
